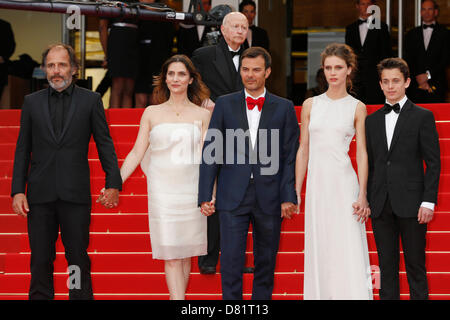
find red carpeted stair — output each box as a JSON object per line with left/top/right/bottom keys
{"left": 1, "top": 104, "right": 450, "bottom": 300}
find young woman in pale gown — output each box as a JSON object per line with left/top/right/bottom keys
{"left": 295, "top": 43, "right": 373, "bottom": 299}
{"left": 118, "top": 55, "right": 211, "bottom": 300}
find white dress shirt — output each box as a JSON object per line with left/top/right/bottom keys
{"left": 245, "top": 88, "right": 265, "bottom": 149}
{"left": 384, "top": 95, "right": 435, "bottom": 211}
{"left": 359, "top": 18, "right": 369, "bottom": 46}
{"left": 246, "top": 27, "right": 253, "bottom": 47}
{"left": 197, "top": 25, "right": 205, "bottom": 42}
{"left": 228, "top": 45, "right": 240, "bottom": 71}
{"left": 422, "top": 21, "right": 435, "bottom": 51}
{"left": 245, "top": 88, "right": 266, "bottom": 178}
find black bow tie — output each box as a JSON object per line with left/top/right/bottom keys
{"left": 383, "top": 103, "right": 401, "bottom": 114}
{"left": 422, "top": 24, "right": 435, "bottom": 29}
{"left": 229, "top": 50, "right": 240, "bottom": 57}
{"left": 358, "top": 19, "right": 368, "bottom": 25}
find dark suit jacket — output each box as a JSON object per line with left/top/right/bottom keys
{"left": 345, "top": 20, "right": 392, "bottom": 104}
{"left": 405, "top": 23, "right": 450, "bottom": 101}
{"left": 191, "top": 37, "right": 244, "bottom": 102}
{"left": 365, "top": 99, "right": 440, "bottom": 218}
{"left": 11, "top": 85, "right": 122, "bottom": 205}
{"left": 198, "top": 90, "right": 300, "bottom": 215}
{"left": 244, "top": 25, "right": 269, "bottom": 51}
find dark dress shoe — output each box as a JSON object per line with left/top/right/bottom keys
{"left": 243, "top": 266, "right": 255, "bottom": 273}
{"left": 199, "top": 266, "right": 216, "bottom": 274}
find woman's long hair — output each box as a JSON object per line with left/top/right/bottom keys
{"left": 321, "top": 43, "right": 357, "bottom": 94}
{"left": 153, "top": 54, "right": 210, "bottom": 106}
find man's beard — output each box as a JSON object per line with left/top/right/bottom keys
{"left": 48, "top": 76, "right": 72, "bottom": 91}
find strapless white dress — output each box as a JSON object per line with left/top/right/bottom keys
{"left": 141, "top": 122, "right": 207, "bottom": 260}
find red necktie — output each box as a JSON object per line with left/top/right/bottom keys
{"left": 246, "top": 96, "right": 265, "bottom": 112}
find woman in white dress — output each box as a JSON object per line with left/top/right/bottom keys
{"left": 118, "top": 55, "right": 211, "bottom": 300}
{"left": 295, "top": 43, "right": 373, "bottom": 299}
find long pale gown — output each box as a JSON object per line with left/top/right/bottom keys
{"left": 303, "top": 93, "right": 373, "bottom": 300}
{"left": 140, "top": 122, "right": 207, "bottom": 260}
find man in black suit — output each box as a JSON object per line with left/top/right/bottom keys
{"left": 0, "top": 18, "right": 15, "bottom": 101}
{"left": 365, "top": 58, "right": 440, "bottom": 300}
{"left": 177, "top": 0, "right": 217, "bottom": 57}
{"left": 239, "top": 0, "right": 270, "bottom": 51}
{"left": 11, "top": 44, "right": 122, "bottom": 300}
{"left": 405, "top": 0, "right": 449, "bottom": 103}
{"left": 345, "top": 0, "right": 392, "bottom": 104}
{"left": 199, "top": 47, "right": 299, "bottom": 299}
{"left": 191, "top": 12, "right": 249, "bottom": 274}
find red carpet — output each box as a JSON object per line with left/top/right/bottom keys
{"left": 1, "top": 103, "right": 450, "bottom": 300}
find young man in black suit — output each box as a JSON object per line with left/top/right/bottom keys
{"left": 365, "top": 58, "right": 440, "bottom": 300}
{"left": 11, "top": 44, "right": 122, "bottom": 299}
{"left": 345, "top": 0, "right": 392, "bottom": 104}
{"left": 405, "top": 0, "right": 449, "bottom": 103}
{"left": 191, "top": 12, "right": 249, "bottom": 274}
{"left": 239, "top": 0, "right": 270, "bottom": 51}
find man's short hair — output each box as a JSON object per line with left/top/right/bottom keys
{"left": 356, "top": 0, "right": 376, "bottom": 4}
{"left": 239, "top": 0, "right": 256, "bottom": 12}
{"left": 240, "top": 46, "right": 271, "bottom": 69}
{"left": 377, "top": 57, "right": 410, "bottom": 81}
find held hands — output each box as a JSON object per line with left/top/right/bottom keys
{"left": 352, "top": 195, "right": 371, "bottom": 224}
{"left": 12, "top": 193, "right": 29, "bottom": 217}
{"left": 96, "top": 188, "right": 120, "bottom": 209}
{"left": 281, "top": 202, "right": 297, "bottom": 219}
{"left": 200, "top": 199, "right": 216, "bottom": 216}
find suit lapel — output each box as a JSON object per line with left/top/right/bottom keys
{"left": 426, "top": 24, "right": 440, "bottom": 53}
{"left": 374, "top": 110, "right": 389, "bottom": 153}
{"left": 388, "top": 99, "right": 413, "bottom": 156}
{"left": 232, "top": 90, "right": 249, "bottom": 132}
{"left": 254, "top": 92, "right": 275, "bottom": 154}
{"left": 57, "top": 85, "right": 78, "bottom": 143}
{"left": 362, "top": 27, "right": 371, "bottom": 48}
{"left": 257, "top": 92, "right": 276, "bottom": 132}
{"left": 213, "top": 40, "right": 236, "bottom": 91}
{"left": 417, "top": 28, "right": 427, "bottom": 52}
{"left": 42, "top": 88, "right": 58, "bottom": 143}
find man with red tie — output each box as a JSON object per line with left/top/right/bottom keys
{"left": 198, "top": 47, "right": 299, "bottom": 299}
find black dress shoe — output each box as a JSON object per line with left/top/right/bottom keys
{"left": 199, "top": 266, "right": 216, "bottom": 274}
{"left": 243, "top": 266, "right": 255, "bottom": 273}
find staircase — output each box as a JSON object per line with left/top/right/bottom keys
{"left": 1, "top": 104, "right": 450, "bottom": 300}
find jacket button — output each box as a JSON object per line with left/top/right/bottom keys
{"left": 387, "top": 161, "right": 391, "bottom": 166}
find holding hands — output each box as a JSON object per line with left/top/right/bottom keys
{"left": 352, "top": 195, "right": 371, "bottom": 224}
{"left": 96, "top": 188, "right": 120, "bottom": 208}
{"left": 201, "top": 199, "right": 216, "bottom": 216}
{"left": 282, "top": 202, "right": 297, "bottom": 219}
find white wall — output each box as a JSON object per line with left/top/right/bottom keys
{"left": 0, "top": 9, "right": 62, "bottom": 62}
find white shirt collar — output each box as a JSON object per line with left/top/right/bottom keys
{"left": 245, "top": 88, "right": 266, "bottom": 100}
{"left": 227, "top": 45, "right": 240, "bottom": 53}
{"left": 385, "top": 95, "right": 408, "bottom": 111}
